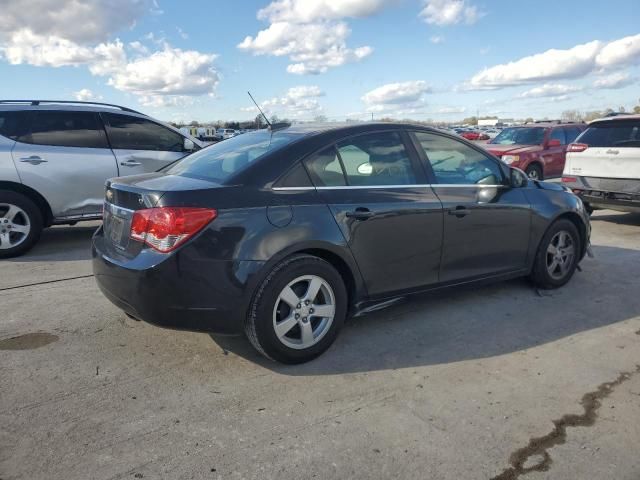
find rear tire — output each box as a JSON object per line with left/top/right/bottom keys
{"left": 245, "top": 254, "right": 347, "bottom": 364}
{"left": 525, "top": 164, "right": 543, "bottom": 181}
{"left": 0, "top": 191, "right": 43, "bottom": 258}
{"left": 530, "top": 219, "right": 581, "bottom": 289}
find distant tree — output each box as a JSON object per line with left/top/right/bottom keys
{"left": 603, "top": 108, "right": 614, "bottom": 116}
{"left": 618, "top": 106, "right": 626, "bottom": 113}
{"left": 313, "top": 114, "right": 328, "bottom": 122}
{"left": 224, "top": 121, "right": 240, "bottom": 129}
{"left": 462, "top": 116, "right": 478, "bottom": 125}
{"left": 254, "top": 114, "right": 264, "bottom": 129}
{"left": 561, "top": 110, "right": 583, "bottom": 122}
{"left": 270, "top": 114, "right": 280, "bottom": 124}
{"left": 524, "top": 117, "right": 534, "bottom": 124}
{"left": 584, "top": 110, "right": 603, "bottom": 122}
{"left": 189, "top": 120, "right": 199, "bottom": 127}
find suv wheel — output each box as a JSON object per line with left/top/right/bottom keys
{"left": 0, "top": 191, "right": 43, "bottom": 258}
{"left": 245, "top": 254, "right": 347, "bottom": 364}
{"left": 530, "top": 219, "right": 581, "bottom": 289}
{"left": 525, "top": 163, "right": 543, "bottom": 181}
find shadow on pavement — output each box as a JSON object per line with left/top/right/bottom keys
{"left": 591, "top": 212, "right": 640, "bottom": 226}
{"left": 5, "top": 223, "right": 99, "bottom": 262}
{"left": 211, "top": 245, "right": 640, "bottom": 376}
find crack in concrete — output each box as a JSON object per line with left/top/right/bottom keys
{"left": 491, "top": 365, "right": 640, "bottom": 480}
{"left": 0, "top": 274, "right": 94, "bottom": 292}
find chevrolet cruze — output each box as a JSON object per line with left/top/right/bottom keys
{"left": 93, "top": 123, "right": 591, "bottom": 363}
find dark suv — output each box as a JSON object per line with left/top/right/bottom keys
{"left": 485, "top": 123, "right": 586, "bottom": 180}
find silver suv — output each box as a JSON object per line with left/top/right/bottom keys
{"left": 0, "top": 100, "right": 202, "bottom": 257}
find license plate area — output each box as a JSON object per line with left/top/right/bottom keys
{"left": 104, "top": 202, "right": 133, "bottom": 250}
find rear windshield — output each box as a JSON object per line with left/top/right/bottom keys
{"left": 490, "top": 127, "right": 545, "bottom": 145}
{"left": 577, "top": 120, "right": 640, "bottom": 147}
{"left": 166, "top": 129, "right": 300, "bottom": 182}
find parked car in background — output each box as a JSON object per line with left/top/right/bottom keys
{"left": 93, "top": 122, "right": 590, "bottom": 364}
{"left": 461, "top": 130, "right": 490, "bottom": 141}
{"left": 0, "top": 100, "right": 203, "bottom": 257}
{"left": 562, "top": 115, "right": 640, "bottom": 214}
{"left": 217, "top": 128, "right": 238, "bottom": 140}
{"left": 484, "top": 123, "right": 586, "bottom": 180}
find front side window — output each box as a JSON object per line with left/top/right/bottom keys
{"left": 549, "top": 128, "right": 566, "bottom": 145}
{"left": 490, "top": 127, "right": 546, "bottom": 145}
{"left": 167, "top": 129, "right": 300, "bottom": 183}
{"left": 16, "top": 111, "right": 108, "bottom": 148}
{"left": 577, "top": 120, "right": 640, "bottom": 147}
{"left": 103, "top": 113, "right": 185, "bottom": 152}
{"left": 335, "top": 131, "right": 416, "bottom": 186}
{"left": 413, "top": 131, "right": 503, "bottom": 185}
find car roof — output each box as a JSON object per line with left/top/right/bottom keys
{"left": 0, "top": 101, "right": 146, "bottom": 116}
{"left": 278, "top": 121, "right": 437, "bottom": 137}
{"left": 513, "top": 123, "right": 583, "bottom": 128}
{"left": 590, "top": 114, "right": 640, "bottom": 123}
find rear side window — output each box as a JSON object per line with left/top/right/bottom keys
{"left": 15, "top": 111, "right": 108, "bottom": 148}
{"left": 578, "top": 120, "right": 640, "bottom": 147}
{"left": 549, "top": 128, "right": 566, "bottom": 145}
{"left": 103, "top": 113, "right": 185, "bottom": 152}
{"left": 336, "top": 131, "right": 416, "bottom": 186}
{"left": 304, "top": 146, "right": 346, "bottom": 186}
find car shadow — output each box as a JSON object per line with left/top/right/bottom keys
{"left": 5, "top": 223, "right": 99, "bottom": 262}
{"left": 591, "top": 211, "right": 640, "bottom": 226}
{"left": 210, "top": 245, "right": 640, "bottom": 375}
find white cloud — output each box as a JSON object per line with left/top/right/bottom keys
{"left": 239, "top": 0, "right": 391, "bottom": 74}
{"left": 138, "top": 95, "right": 194, "bottom": 108}
{"left": 246, "top": 85, "right": 325, "bottom": 118}
{"left": 433, "top": 106, "right": 466, "bottom": 114}
{"left": 518, "top": 83, "right": 582, "bottom": 98}
{"left": 419, "top": 0, "right": 483, "bottom": 26}
{"left": 0, "top": 0, "right": 152, "bottom": 44}
{"left": 467, "top": 33, "right": 640, "bottom": 89}
{"left": 0, "top": 1, "right": 220, "bottom": 106}
{"left": 73, "top": 89, "right": 102, "bottom": 101}
{"left": 593, "top": 72, "right": 635, "bottom": 89}
{"left": 362, "top": 80, "right": 431, "bottom": 112}
{"left": 430, "top": 35, "right": 444, "bottom": 44}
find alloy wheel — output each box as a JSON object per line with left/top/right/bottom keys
{"left": 272, "top": 275, "right": 336, "bottom": 350}
{"left": 546, "top": 230, "right": 575, "bottom": 280}
{"left": 0, "top": 203, "right": 31, "bottom": 250}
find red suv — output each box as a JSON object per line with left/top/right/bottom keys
{"left": 484, "top": 123, "right": 586, "bottom": 180}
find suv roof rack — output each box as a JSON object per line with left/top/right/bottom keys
{"left": 0, "top": 100, "right": 144, "bottom": 115}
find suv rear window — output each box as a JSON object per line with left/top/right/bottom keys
{"left": 0, "top": 111, "right": 28, "bottom": 139}
{"left": 166, "top": 129, "right": 300, "bottom": 183}
{"left": 577, "top": 120, "right": 640, "bottom": 147}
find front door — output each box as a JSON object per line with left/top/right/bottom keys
{"left": 102, "top": 112, "right": 189, "bottom": 175}
{"left": 543, "top": 128, "right": 568, "bottom": 178}
{"left": 304, "top": 130, "right": 443, "bottom": 297}
{"left": 11, "top": 110, "right": 118, "bottom": 218}
{"left": 410, "top": 131, "right": 531, "bottom": 283}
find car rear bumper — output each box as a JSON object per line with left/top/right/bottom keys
{"left": 92, "top": 227, "right": 265, "bottom": 335}
{"left": 563, "top": 176, "right": 640, "bottom": 213}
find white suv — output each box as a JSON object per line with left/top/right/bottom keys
{"left": 562, "top": 114, "right": 640, "bottom": 214}
{"left": 0, "top": 100, "right": 203, "bottom": 257}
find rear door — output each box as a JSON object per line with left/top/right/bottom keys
{"left": 304, "top": 130, "right": 443, "bottom": 297}
{"left": 544, "top": 127, "right": 567, "bottom": 177}
{"left": 410, "top": 131, "right": 531, "bottom": 283}
{"left": 11, "top": 109, "right": 118, "bottom": 218}
{"left": 102, "top": 112, "right": 190, "bottom": 175}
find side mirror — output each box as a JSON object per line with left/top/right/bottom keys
{"left": 183, "top": 138, "right": 195, "bottom": 152}
{"left": 547, "top": 139, "right": 561, "bottom": 147}
{"left": 510, "top": 167, "right": 528, "bottom": 188}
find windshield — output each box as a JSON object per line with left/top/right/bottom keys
{"left": 578, "top": 120, "right": 640, "bottom": 147}
{"left": 166, "top": 129, "right": 300, "bottom": 182}
{"left": 490, "top": 127, "right": 545, "bottom": 145}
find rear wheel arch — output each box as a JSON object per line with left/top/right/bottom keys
{"left": 0, "top": 181, "right": 53, "bottom": 226}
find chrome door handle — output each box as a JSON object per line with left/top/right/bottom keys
{"left": 19, "top": 156, "right": 47, "bottom": 165}
{"left": 345, "top": 208, "right": 375, "bottom": 220}
{"left": 120, "top": 161, "right": 142, "bottom": 167}
{"left": 605, "top": 149, "right": 619, "bottom": 155}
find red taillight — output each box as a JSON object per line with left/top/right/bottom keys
{"left": 130, "top": 207, "right": 217, "bottom": 253}
{"left": 562, "top": 176, "right": 578, "bottom": 183}
{"left": 567, "top": 143, "right": 588, "bottom": 153}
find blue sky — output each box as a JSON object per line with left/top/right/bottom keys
{"left": 0, "top": 0, "right": 638, "bottom": 123}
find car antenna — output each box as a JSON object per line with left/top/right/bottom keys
{"left": 247, "top": 91, "right": 272, "bottom": 129}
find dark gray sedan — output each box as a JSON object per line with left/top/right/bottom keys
{"left": 93, "top": 122, "right": 591, "bottom": 363}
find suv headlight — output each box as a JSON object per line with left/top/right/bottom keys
{"left": 501, "top": 155, "right": 519, "bottom": 165}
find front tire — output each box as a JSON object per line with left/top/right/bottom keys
{"left": 525, "top": 163, "right": 543, "bottom": 181}
{"left": 530, "top": 219, "right": 581, "bottom": 289}
{"left": 0, "top": 191, "right": 43, "bottom": 258}
{"left": 245, "top": 254, "right": 347, "bottom": 364}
